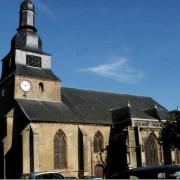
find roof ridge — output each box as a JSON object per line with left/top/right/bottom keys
{"left": 62, "top": 86, "right": 151, "bottom": 99}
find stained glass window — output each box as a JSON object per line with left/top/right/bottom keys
{"left": 93, "top": 131, "right": 104, "bottom": 153}
{"left": 54, "top": 130, "right": 67, "bottom": 169}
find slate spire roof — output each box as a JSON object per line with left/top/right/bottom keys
{"left": 20, "top": 0, "right": 34, "bottom": 12}
{"left": 19, "top": 0, "right": 36, "bottom": 31}
{"left": 11, "top": 0, "right": 42, "bottom": 53}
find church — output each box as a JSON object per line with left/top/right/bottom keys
{"left": 0, "top": 0, "right": 179, "bottom": 179}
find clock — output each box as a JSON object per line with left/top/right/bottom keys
{"left": 20, "top": 80, "right": 31, "bottom": 92}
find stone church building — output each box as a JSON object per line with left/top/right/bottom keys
{"left": 0, "top": 0, "right": 179, "bottom": 179}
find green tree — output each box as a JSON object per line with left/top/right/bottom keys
{"left": 161, "top": 110, "right": 180, "bottom": 149}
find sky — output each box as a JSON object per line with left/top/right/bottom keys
{"left": 0, "top": 0, "right": 180, "bottom": 110}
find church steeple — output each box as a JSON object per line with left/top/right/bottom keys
{"left": 18, "top": 0, "right": 36, "bottom": 32}
{"left": 0, "top": 0, "right": 61, "bottom": 106}
{"left": 11, "top": 0, "right": 42, "bottom": 53}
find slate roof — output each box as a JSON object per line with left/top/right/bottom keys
{"left": 16, "top": 98, "right": 75, "bottom": 123}
{"left": 143, "top": 107, "right": 168, "bottom": 120}
{"left": 61, "top": 88, "right": 169, "bottom": 124}
{"left": 15, "top": 87, "right": 169, "bottom": 125}
{"left": 15, "top": 65, "right": 59, "bottom": 81}
{"left": 111, "top": 106, "right": 155, "bottom": 125}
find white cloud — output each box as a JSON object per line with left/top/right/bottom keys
{"left": 34, "top": 0, "right": 55, "bottom": 19}
{"left": 80, "top": 57, "right": 144, "bottom": 84}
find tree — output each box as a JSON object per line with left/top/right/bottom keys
{"left": 160, "top": 110, "right": 180, "bottom": 149}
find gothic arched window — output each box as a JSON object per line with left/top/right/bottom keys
{"left": 54, "top": 130, "right": 67, "bottom": 169}
{"left": 93, "top": 131, "right": 104, "bottom": 153}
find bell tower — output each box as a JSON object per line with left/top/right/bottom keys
{"left": 0, "top": 0, "right": 61, "bottom": 115}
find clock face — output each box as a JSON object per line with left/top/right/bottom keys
{"left": 20, "top": 80, "right": 31, "bottom": 92}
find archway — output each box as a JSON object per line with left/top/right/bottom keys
{"left": 144, "top": 134, "right": 159, "bottom": 166}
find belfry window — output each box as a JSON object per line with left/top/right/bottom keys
{"left": 39, "top": 83, "right": 44, "bottom": 92}
{"left": 93, "top": 131, "right": 104, "bottom": 153}
{"left": 54, "top": 130, "right": 67, "bottom": 169}
{"left": 26, "top": 55, "right": 42, "bottom": 68}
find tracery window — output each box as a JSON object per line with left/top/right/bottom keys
{"left": 54, "top": 129, "right": 67, "bottom": 169}
{"left": 93, "top": 131, "right": 104, "bottom": 153}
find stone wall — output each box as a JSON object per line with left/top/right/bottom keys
{"left": 28, "top": 122, "right": 110, "bottom": 178}
{"left": 14, "top": 76, "right": 61, "bottom": 101}
{"left": 130, "top": 119, "right": 163, "bottom": 167}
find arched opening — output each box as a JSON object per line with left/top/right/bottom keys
{"left": 144, "top": 133, "right": 159, "bottom": 166}
{"left": 54, "top": 129, "right": 67, "bottom": 169}
{"left": 93, "top": 131, "right": 104, "bottom": 153}
{"left": 39, "top": 82, "right": 44, "bottom": 92}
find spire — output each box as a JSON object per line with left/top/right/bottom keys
{"left": 18, "top": 0, "right": 36, "bottom": 31}
{"left": 11, "top": 0, "right": 42, "bottom": 52}
{"left": 21, "top": 0, "right": 34, "bottom": 11}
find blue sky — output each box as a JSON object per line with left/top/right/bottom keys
{"left": 0, "top": 0, "right": 180, "bottom": 110}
